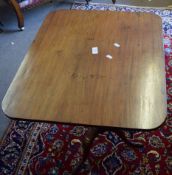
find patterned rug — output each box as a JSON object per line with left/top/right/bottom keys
{"left": 0, "top": 3, "right": 172, "bottom": 175}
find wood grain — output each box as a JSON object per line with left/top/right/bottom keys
{"left": 2, "top": 10, "right": 167, "bottom": 129}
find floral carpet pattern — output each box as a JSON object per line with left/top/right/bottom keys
{"left": 0, "top": 3, "right": 172, "bottom": 175}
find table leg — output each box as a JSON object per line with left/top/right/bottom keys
{"left": 85, "top": 0, "right": 91, "bottom": 5}
{"left": 8, "top": 0, "right": 24, "bottom": 30}
{"left": 72, "top": 127, "right": 99, "bottom": 174}
{"left": 115, "top": 129, "right": 143, "bottom": 147}
{"left": 72, "top": 126, "right": 143, "bottom": 174}
{"left": 0, "top": 21, "right": 3, "bottom": 33}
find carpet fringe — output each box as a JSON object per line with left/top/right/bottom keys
{"left": 73, "top": 1, "right": 172, "bottom": 10}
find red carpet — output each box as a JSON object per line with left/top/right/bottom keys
{"left": 0, "top": 3, "right": 172, "bottom": 175}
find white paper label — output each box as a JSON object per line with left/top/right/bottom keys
{"left": 106, "top": 54, "right": 113, "bottom": 59}
{"left": 92, "top": 47, "right": 99, "bottom": 54}
{"left": 114, "top": 43, "right": 120, "bottom": 48}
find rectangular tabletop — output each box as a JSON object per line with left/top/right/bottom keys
{"left": 2, "top": 10, "right": 167, "bottom": 129}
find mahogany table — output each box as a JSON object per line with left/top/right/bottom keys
{"left": 2, "top": 10, "right": 167, "bottom": 129}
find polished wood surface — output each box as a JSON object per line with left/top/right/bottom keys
{"left": 2, "top": 10, "right": 167, "bottom": 129}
